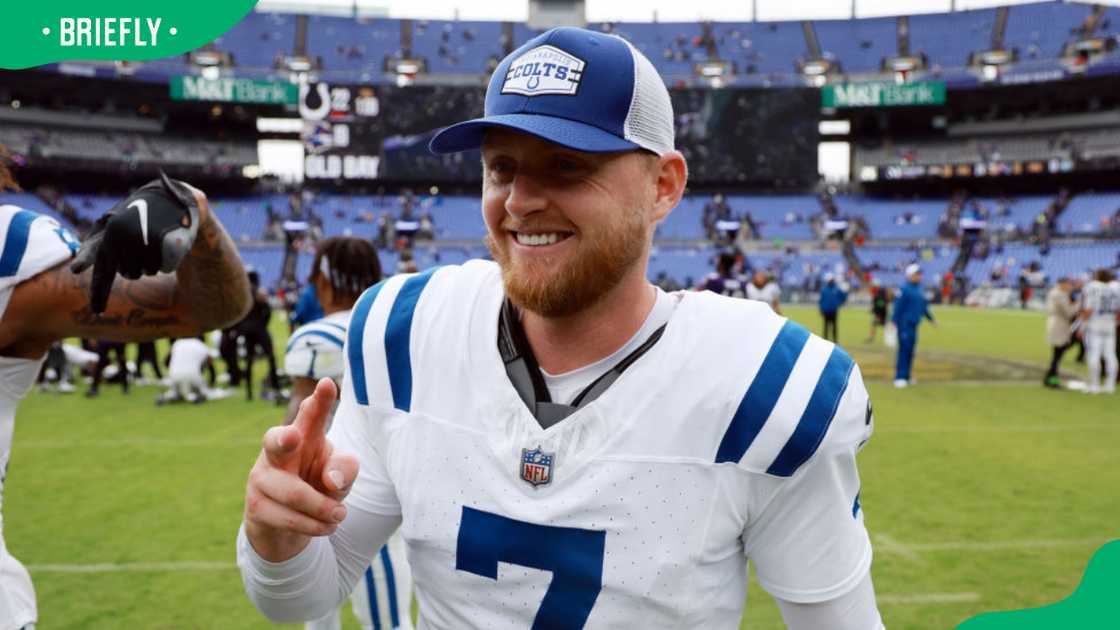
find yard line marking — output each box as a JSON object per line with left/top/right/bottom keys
{"left": 879, "top": 592, "right": 981, "bottom": 605}
{"left": 908, "top": 538, "right": 1112, "bottom": 552}
{"left": 18, "top": 437, "right": 262, "bottom": 449}
{"left": 875, "top": 534, "right": 1112, "bottom": 556}
{"left": 873, "top": 534, "right": 926, "bottom": 563}
{"left": 879, "top": 423, "right": 1117, "bottom": 433}
{"left": 28, "top": 561, "right": 236, "bottom": 574}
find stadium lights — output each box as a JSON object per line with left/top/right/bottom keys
{"left": 819, "top": 120, "right": 851, "bottom": 135}
{"left": 256, "top": 118, "right": 304, "bottom": 134}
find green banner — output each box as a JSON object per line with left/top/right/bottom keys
{"left": 822, "top": 81, "right": 946, "bottom": 108}
{"left": 0, "top": 0, "right": 257, "bottom": 70}
{"left": 170, "top": 76, "right": 297, "bottom": 105}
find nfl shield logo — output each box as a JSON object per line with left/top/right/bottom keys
{"left": 520, "top": 446, "right": 555, "bottom": 487}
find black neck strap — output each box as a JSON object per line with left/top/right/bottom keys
{"left": 497, "top": 298, "right": 667, "bottom": 429}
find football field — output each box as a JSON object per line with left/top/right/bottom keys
{"left": 9, "top": 305, "right": 1117, "bottom": 629}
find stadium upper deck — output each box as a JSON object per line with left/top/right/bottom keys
{"left": 40, "top": 1, "right": 1120, "bottom": 88}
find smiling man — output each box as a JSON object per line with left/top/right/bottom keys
{"left": 238, "top": 27, "right": 883, "bottom": 630}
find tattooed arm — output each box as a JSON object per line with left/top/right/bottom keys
{"left": 0, "top": 187, "right": 252, "bottom": 359}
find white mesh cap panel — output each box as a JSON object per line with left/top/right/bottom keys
{"left": 621, "top": 39, "right": 675, "bottom": 156}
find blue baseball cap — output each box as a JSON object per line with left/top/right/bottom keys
{"left": 429, "top": 27, "right": 675, "bottom": 156}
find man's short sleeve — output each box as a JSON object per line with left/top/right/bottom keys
{"left": 285, "top": 323, "right": 346, "bottom": 381}
{"left": 744, "top": 365, "right": 874, "bottom": 604}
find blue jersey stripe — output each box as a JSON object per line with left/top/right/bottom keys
{"left": 380, "top": 545, "right": 401, "bottom": 628}
{"left": 715, "top": 320, "right": 811, "bottom": 464}
{"left": 364, "top": 566, "right": 382, "bottom": 630}
{"left": 384, "top": 268, "right": 438, "bottom": 412}
{"left": 320, "top": 321, "right": 347, "bottom": 332}
{"left": 348, "top": 280, "right": 388, "bottom": 406}
{"left": 0, "top": 210, "right": 39, "bottom": 278}
{"left": 285, "top": 329, "right": 345, "bottom": 354}
{"left": 852, "top": 490, "right": 862, "bottom": 518}
{"left": 767, "top": 346, "right": 855, "bottom": 477}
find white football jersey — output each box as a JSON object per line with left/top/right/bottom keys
{"left": 287, "top": 307, "right": 416, "bottom": 630}
{"left": 1083, "top": 280, "right": 1120, "bottom": 334}
{"left": 0, "top": 205, "right": 80, "bottom": 630}
{"left": 285, "top": 310, "right": 351, "bottom": 381}
{"left": 746, "top": 281, "right": 780, "bottom": 309}
{"left": 330, "top": 260, "right": 874, "bottom": 629}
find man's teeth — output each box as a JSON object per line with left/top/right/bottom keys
{"left": 515, "top": 232, "right": 563, "bottom": 246}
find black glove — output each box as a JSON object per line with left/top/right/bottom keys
{"left": 70, "top": 172, "right": 201, "bottom": 313}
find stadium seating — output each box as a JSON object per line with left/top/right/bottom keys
{"left": 713, "top": 21, "right": 809, "bottom": 75}
{"left": 909, "top": 8, "right": 996, "bottom": 68}
{"left": 1002, "top": 2, "right": 1088, "bottom": 60}
{"left": 1058, "top": 193, "right": 1120, "bottom": 235}
{"left": 305, "top": 15, "right": 401, "bottom": 74}
{"left": 814, "top": 16, "right": 897, "bottom": 73}
{"left": 834, "top": 196, "right": 944, "bottom": 240}
{"left": 213, "top": 12, "right": 296, "bottom": 69}
{"left": 412, "top": 20, "right": 505, "bottom": 74}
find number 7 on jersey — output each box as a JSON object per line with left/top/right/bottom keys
{"left": 456, "top": 506, "right": 606, "bottom": 630}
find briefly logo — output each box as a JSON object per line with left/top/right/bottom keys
{"left": 128, "top": 198, "right": 149, "bottom": 246}
{"left": 501, "top": 45, "right": 585, "bottom": 97}
{"left": 520, "top": 446, "right": 555, "bottom": 487}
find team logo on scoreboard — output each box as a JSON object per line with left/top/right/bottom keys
{"left": 501, "top": 45, "right": 585, "bottom": 96}
{"left": 520, "top": 446, "right": 555, "bottom": 487}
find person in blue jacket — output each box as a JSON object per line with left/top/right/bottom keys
{"left": 892, "top": 264, "right": 937, "bottom": 387}
{"left": 818, "top": 273, "right": 848, "bottom": 342}
{"left": 289, "top": 282, "right": 325, "bottom": 331}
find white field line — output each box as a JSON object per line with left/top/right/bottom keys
{"left": 878, "top": 592, "right": 981, "bottom": 605}
{"left": 17, "top": 437, "right": 262, "bottom": 448}
{"left": 28, "top": 561, "right": 236, "bottom": 573}
{"left": 873, "top": 534, "right": 926, "bottom": 563}
{"left": 907, "top": 538, "right": 1113, "bottom": 552}
{"left": 878, "top": 423, "right": 1118, "bottom": 433}
{"left": 18, "top": 420, "right": 1119, "bottom": 450}
{"left": 26, "top": 562, "right": 983, "bottom": 606}
{"left": 876, "top": 534, "right": 1113, "bottom": 557}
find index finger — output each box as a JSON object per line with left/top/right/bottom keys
{"left": 88, "top": 244, "right": 119, "bottom": 314}
{"left": 293, "top": 378, "right": 339, "bottom": 435}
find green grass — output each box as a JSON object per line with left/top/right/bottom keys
{"left": 8, "top": 306, "right": 1117, "bottom": 629}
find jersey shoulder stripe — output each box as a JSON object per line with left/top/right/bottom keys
{"left": 385, "top": 267, "right": 439, "bottom": 412}
{"left": 715, "top": 319, "right": 810, "bottom": 464}
{"left": 349, "top": 279, "right": 390, "bottom": 406}
{"left": 0, "top": 208, "right": 38, "bottom": 278}
{"left": 286, "top": 326, "right": 346, "bottom": 354}
{"left": 766, "top": 345, "right": 854, "bottom": 476}
{"left": 348, "top": 266, "right": 442, "bottom": 409}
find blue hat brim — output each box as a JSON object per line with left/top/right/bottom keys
{"left": 428, "top": 114, "right": 641, "bottom": 155}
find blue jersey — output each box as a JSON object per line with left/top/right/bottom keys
{"left": 891, "top": 282, "right": 933, "bottom": 329}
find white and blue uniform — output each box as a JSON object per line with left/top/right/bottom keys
{"left": 1082, "top": 280, "right": 1120, "bottom": 393}
{"left": 0, "top": 206, "right": 80, "bottom": 630}
{"left": 286, "top": 311, "right": 414, "bottom": 630}
{"left": 241, "top": 260, "right": 879, "bottom": 628}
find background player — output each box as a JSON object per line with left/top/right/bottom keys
{"left": 283, "top": 237, "right": 413, "bottom": 630}
{"left": 866, "top": 279, "right": 890, "bottom": 343}
{"left": 891, "top": 264, "right": 936, "bottom": 388}
{"left": 0, "top": 168, "right": 251, "bottom": 630}
{"left": 1080, "top": 268, "right": 1119, "bottom": 394}
{"left": 746, "top": 269, "right": 782, "bottom": 314}
{"left": 237, "top": 27, "right": 881, "bottom": 630}
{"left": 698, "top": 251, "right": 746, "bottom": 297}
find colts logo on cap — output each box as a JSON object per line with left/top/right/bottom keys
{"left": 502, "top": 45, "right": 585, "bottom": 97}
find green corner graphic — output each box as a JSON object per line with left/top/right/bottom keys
{"left": 0, "top": 0, "right": 258, "bottom": 70}
{"left": 956, "top": 540, "right": 1120, "bottom": 629}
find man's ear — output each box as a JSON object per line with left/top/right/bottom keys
{"left": 651, "top": 151, "right": 688, "bottom": 223}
